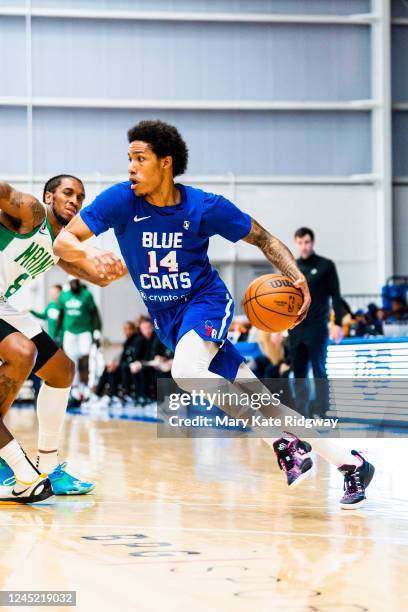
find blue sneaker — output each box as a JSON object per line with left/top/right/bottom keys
{"left": 0, "top": 458, "right": 14, "bottom": 486}
{"left": 48, "top": 462, "right": 95, "bottom": 495}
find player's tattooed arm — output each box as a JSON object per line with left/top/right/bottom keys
{"left": 243, "top": 218, "right": 301, "bottom": 280}
{"left": 243, "top": 218, "right": 311, "bottom": 321}
{"left": 0, "top": 181, "right": 45, "bottom": 230}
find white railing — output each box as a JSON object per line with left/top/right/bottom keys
{"left": 342, "top": 294, "right": 383, "bottom": 311}
{"left": 0, "top": 7, "right": 377, "bottom": 25}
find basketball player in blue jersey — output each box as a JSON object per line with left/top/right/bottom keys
{"left": 54, "top": 120, "right": 375, "bottom": 509}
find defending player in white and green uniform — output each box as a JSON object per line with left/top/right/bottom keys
{"left": 0, "top": 176, "right": 126, "bottom": 503}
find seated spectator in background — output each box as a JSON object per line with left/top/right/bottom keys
{"left": 95, "top": 321, "right": 144, "bottom": 400}
{"left": 341, "top": 298, "right": 352, "bottom": 318}
{"left": 236, "top": 319, "right": 251, "bottom": 342}
{"left": 389, "top": 297, "right": 408, "bottom": 321}
{"left": 377, "top": 307, "right": 389, "bottom": 322}
{"left": 130, "top": 317, "right": 173, "bottom": 403}
{"left": 340, "top": 302, "right": 387, "bottom": 338}
{"left": 353, "top": 310, "right": 369, "bottom": 337}
{"left": 228, "top": 316, "right": 251, "bottom": 343}
{"left": 366, "top": 303, "right": 384, "bottom": 335}
{"left": 330, "top": 299, "right": 352, "bottom": 338}
{"left": 247, "top": 331, "right": 292, "bottom": 407}
{"left": 250, "top": 331, "right": 291, "bottom": 380}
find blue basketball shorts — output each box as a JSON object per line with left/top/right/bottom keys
{"left": 149, "top": 287, "right": 245, "bottom": 382}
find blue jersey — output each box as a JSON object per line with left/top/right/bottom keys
{"left": 80, "top": 182, "right": 251, "bottom": 313}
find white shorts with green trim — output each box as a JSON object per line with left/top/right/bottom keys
{"left": 0, "top": 296, "right": 43, "bottom": 340}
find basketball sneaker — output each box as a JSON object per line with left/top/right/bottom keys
{"left": 48, "top": 462, "right": 95, "bottom": 495}
{"left": 0, "top": 458, "right": 14, "bottom": 485}
{"left": 338, "top": 450, "right": 375, "bottom": 509}
{"left": 273, "top": 437, "right": 313, "bottom": 487}
{"left": 0, "top": 474, "right": 53, "bottom": 504}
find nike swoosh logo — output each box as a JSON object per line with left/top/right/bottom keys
{"left": 134, "top": 215, "right": 151, "bottom": 223}
{"left": 11, "top": 487, "right": 30, "bottom": 496}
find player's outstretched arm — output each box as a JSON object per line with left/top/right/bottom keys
{"left": 53, "top": 214, "right": 127, "bottom": 284}
{"left": 0, "top": 181, "right": 45, "bottom": 231}
{"left": 57, "top": 258, "right": 127, "bottom": 287}
{"left": 243, "top": 218, "right": 311, "bottom": 322}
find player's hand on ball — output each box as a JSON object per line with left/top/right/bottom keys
{"left": 292, "top": 276, "right": 311, "bottom": 325}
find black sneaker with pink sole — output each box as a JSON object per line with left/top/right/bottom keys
{"left": 338, "top": 450, "right": 375, "bottom": 509}
{"left": 273, "top": 437, "right": 313, "bottom": 487}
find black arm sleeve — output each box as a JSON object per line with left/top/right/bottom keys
{"left": 327, "top": 261, "right": 343, "bottom": 326}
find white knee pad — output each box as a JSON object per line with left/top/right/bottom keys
{"left": 171, "top": 360, "right": 206, "bottom": 391}
{"left": 171, "top": 330, "right": 222, "bottom": 391}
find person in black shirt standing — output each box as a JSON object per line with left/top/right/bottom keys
{"left": 289, "top": 227, "right": 343, "bottom": 417}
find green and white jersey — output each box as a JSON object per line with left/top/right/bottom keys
{"left": 30, "top": 300, "right": 62, "bottom": 342}
{"left": 0, "top": 212, "right": 59, "bottom": 299}
{"left": 59, "top": 288, "right": 96, "bottom": 334}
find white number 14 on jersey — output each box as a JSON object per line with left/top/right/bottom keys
{"left": 147, "top": 250, "right": 179, "bottom": 273}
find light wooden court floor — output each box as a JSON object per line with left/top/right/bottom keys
{"left": 0, "top": 408, "right": 406, "bottom": 612}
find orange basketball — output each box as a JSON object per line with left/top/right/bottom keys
{"left": 243, "top": 274, "right": 303, "bottom": 332}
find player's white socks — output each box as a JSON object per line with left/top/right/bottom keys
{"left": 37, "top": 450, "right": 59, "bottom": 475}
{"left": 303, "top": 438, "right": 360, "bottom": 468}
{"left": 0, "top": 439, "right": 39, "bottom": 483}
{"left": 36, "top": 383, "right": 70, "bottom": 473}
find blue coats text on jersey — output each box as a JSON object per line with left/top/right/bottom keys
{"left": 81, "top": 182, "right": 252, "bottom": 314}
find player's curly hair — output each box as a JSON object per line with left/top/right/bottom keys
{"left": 127, "top": 120, "right": 188, "bottom": 177}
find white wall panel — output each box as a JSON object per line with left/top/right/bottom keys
{"left": 208, "top": 184, "right": 379, "bottom": 291}
{"left": 28, "top": 1, "right": 370, "bottom": 16}
{"left": 31, "top": 108, "right": 372, "bottom": 176}
{"left": 0, "top": 108, "right": 28, "bottom": 174}
{"left": 31, "top": 19, "right": 370, "bottom": 101}
{"left": 0, "top": 1, "right": 24, "bottom": 9}
{"left": 0, "top": 17, "right": 26, "bottom": 97}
